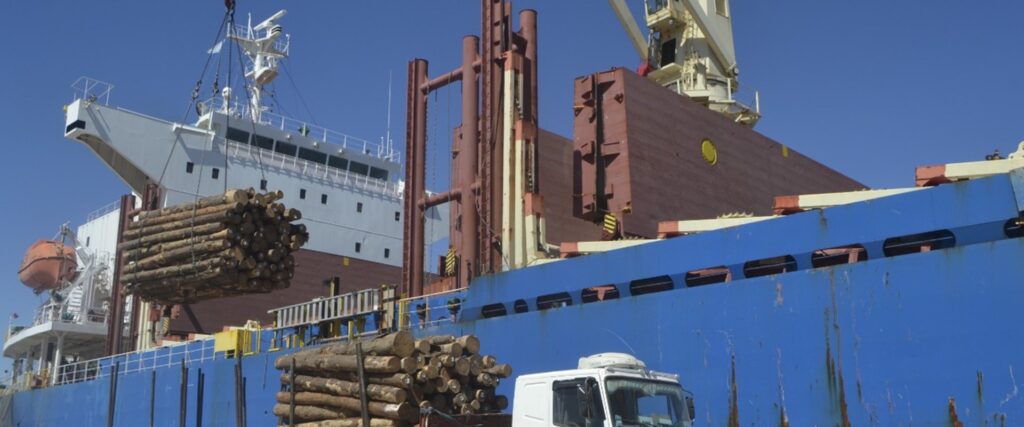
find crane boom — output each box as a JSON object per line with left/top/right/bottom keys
{"left": 607, "top": 0, "right": 648, "bottom": 61}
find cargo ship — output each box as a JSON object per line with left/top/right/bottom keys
{"left": 3, "top": 1, "right": 1023, "bottom": 426}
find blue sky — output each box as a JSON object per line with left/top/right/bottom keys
{"left": 1, "top": 1, "right": 1022, "bottom": 367}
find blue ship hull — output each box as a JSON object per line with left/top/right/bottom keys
{"left": 7, "top": 171, "right": 1024, "bottom": 426}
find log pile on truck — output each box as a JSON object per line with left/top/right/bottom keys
{"left": 274, "top": 331, "right": 511, "bottom": 427}
{"left": 119, "top": 188, "right": 308, "bottom": 304}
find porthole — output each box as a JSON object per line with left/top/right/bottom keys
{"left": 701, "top": 139, "right": 718, "bottom": 165}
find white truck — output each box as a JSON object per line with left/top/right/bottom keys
{"left": 511, "top": 353, "right": 696, "bottom": 427}
{"left": 423, "top": 353, "right": 695, "bottom": 427}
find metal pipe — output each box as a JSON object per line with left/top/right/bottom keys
{"left": 403, "top": 59, "right": 429, "bottom": 297}
{"left": 420, "top": 188, "right": 462, "bottom": 209}
{"left": 420, "top": 60, "right": 481, "bottom": 93}
{"left": 460, "top": 35, "right": 481, "bottom": 287}
{"left": 179, "top": 361, "right": 187, "bottom": 427}
{"left": 107, "top": 361, "right": 119, "bottom": 427}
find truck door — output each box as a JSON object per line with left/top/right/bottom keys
{"left": 552, "top": 377, "right": 606, "bottom": 427}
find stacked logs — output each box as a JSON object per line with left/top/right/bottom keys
{"left": 274, "top": 331, "right": 511, "bottom": 427}
{"left": 119, "top": 188, "right": 309, "bottom": 304}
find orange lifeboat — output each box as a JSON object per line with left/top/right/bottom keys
{"left": 18, "top": 240, "right": 77, "bottom": 292}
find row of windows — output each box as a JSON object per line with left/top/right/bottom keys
{"left": 352, "top": 242, "right": 391, "bottom": 259}
{"left": 185, "top": 162, "right": 220, "bottom": 180}
{"left": 226, "top": 127, "right": 389, "bottom": 181}
{"left": 481, "top": 227, "right": 979, "bottom": 319}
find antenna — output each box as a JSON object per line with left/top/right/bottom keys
{"left": 385, "top": 71, "right": 394, "bottom": 159}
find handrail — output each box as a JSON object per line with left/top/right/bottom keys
{"left": 201, "top": 96, "right": 400, "bottom": 163}
{"left": 225, "top": 141, "right": 402, "bottom": 199}
{"left": 71, "top": 77, "right": 114, "bottom": 106}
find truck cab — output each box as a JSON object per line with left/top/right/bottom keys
{"left": 512, "top": 353, "right": 695, "bottom": 427}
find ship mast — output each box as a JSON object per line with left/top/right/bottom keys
{"left": 226, "top": 10, "right": 290, "bottom": 123}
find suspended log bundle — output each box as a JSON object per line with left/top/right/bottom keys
{"left": 276, "top": 332, "right": 511, "bottom": 426}
{"left": 119, "top": 188, "right": 308, "bottom": 304}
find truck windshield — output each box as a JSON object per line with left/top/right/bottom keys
{"left": 605, "top": 378, "right": 689, "bottom": 427}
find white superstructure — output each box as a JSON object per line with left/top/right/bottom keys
{"left": 62, "top": 11, "right": 446, "bottom": 270}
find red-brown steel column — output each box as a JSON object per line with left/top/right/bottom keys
{"left": 403, "top": 59, "right": 428, "bottom": 297}
{"left": 459, "top": 35, "right": 481, "bottom": 287}
{"left": 107, "top": 194, "right": 136, "bottom": 355}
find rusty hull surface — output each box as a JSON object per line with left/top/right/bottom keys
{"left": 574, "top": 68, "right": 864, "bottom": 237}
{"left": 168, "top": 248, "right": 398, "bottom": 334}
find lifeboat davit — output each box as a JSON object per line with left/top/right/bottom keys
{"left": 18, "top": 240, "right": 77, "bottom": 292}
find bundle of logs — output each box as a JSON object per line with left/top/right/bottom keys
{"left": 274, "top": 331, "right": 512, "bottom": 427}
{"left": 118, "top": 188, "right": 309, "bottom": 304}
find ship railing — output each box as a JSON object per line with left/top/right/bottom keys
{"left": 86, "top": 199, "right": 121, "bottom": 222}
{"left": 269, "top": 288, "right": 382, "bottom": 330}
{"left": 397, "top": 289, "right": 466, "bottom": 330}
{"left": 53, "top": 338, "right": 216, "bottom": 387}
{"left": 71, "top": 76, "right": 114, "bottom": 106}
{"left": 202, "top": 96, "right": 400, "bottom": 163}
{"left": 226, "top": 141, "right": 402, "bottom": 199}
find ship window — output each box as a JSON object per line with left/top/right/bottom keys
{"left": 537, "top": 292, "right": 572, "bottom": 310}
{"left": 299, "top": 189, "right": 306, "bottom": 199}
{"left": 86, "top": 237, "right": 90, "bottom": 247}
{"left": 355, "top": 242, "right": 362, "bottom": 253}
{"left": 226, "top": 127, "right": 250, "bottom": 144}
{"left": 369, "top": 167, "right": 389, "bottom": 181}
{"left": 715, "top": 0, "right": 730, "bottom": 17}
{"left": 1005, "top": 218, "right": 1024, "bottom": 239}
{"left": 328, "top": 156, "right": 349, "bottom": 170}
{"left": 274, "top": 141, "right": 297, "bottom": 156}
{"left": 582, "top": 285, "right": 620, "bottom": 303}
{"left": 186, "top": 162, "right": 194, "bottom": 174}
{"left": 660, "top": 38, "right": 676, "bottom": 67}
{"left": 513, "top": 299, "right": 529, "bottom": 313}
{"left": 394, "top": 212, "right": 400, "bottom": 221}
{"left": 211, "top": 168, "right": 220, "bottom": 179}
{"left": 685, "top": 267, "right": 731, "bottom": 287}
{"left": 260, "top": 179, "right": 267, "bottom": 190}
{"left": 357, "top": 202, "right": 363, "bottom": 213}
{"left": 349, "top": 161, "right": 370, "bottom": 176}
{"left": 384, "top": 248, "right": 390, "bottom": 259}
{"left": 811, "top": 245, "right": 868, "bottom": 268}
{"left": 252, "top": 134, "right": 275, "bottom": 150}
{"left": 629, "top": 276, "right": 674, "bottom": 296}
{"left": 743, "top": 255, "right": 797, "bottom": 278}
{"left": 298, "top": 147, "right": 328, "bottom": 164}
{"left": 482, "top": 303, "right": 507, "bottom": 319}
{"left": 321, "top": 194, "right": 328, "bottom": 205}
{"left": 883, "top": 230, "right": 956, "bottom": 257}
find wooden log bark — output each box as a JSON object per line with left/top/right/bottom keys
{"left": 425, "top": 336, "right": 455, "bottom": 346}
{"left": 285, "top": 418, "right": 397, "bottom": 427}
{"left": 271, "top": 404, "right": 352, "bottom": 422}
{"left": 123, "top": 210, "right": 240, "bottom": 240}
{"left": 118, "top": 222, "right": 227, "bottom": 251}
{"left": 313, "top": 331, "right": 414, "bottom": 358}
{"left": 469, "top": 355, "right": 483, "bottom": 376}
{"left": 136, "top": 189, "right": 249, "bottom": 220}
{"left": 128, "top": 202, "right": 242, "bottom": 230}
{"left": 495, "top": 395, "right": 508, "bottom": 410}
{"left": 275, "top": 392, "right": 417, "bottom": 422}
{"left": 483, "top": 364, "right": 512, "bottom": 378}
{"left": 275, "top": 354, "right": 401, "bottom": 374}
{"left": 121, "top": 255, "right": 234, "bottom": 283}
{"left": 121, "top": 229, "right": 235, "bottom": 260}
{"left": 456, "top": 335, "right": 480, "bottom": 355}
{"left": 453, "top": 357, "right": 471, "bottom": 377}
{"left": 481, "top": 355, "right": 496, "bottom": 369}
{"left": 129, "top": 238, "right": 232, "bottom": 270}
{"left": 413, "top": 340, "right": 431, "bottom": 354}
{"left": 400, "top": 357, "right": 420, "bottom": 374}
{"left": 438, "top": 342, "right": 462, "bottom": 356}
{"left": 281, "top": 374, "right": 407, "bottom": 403}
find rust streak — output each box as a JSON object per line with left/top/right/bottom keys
{"left": 728, "top": 353, "right": 739, "bottom": 427}
{"left": 948, "top": 397, "right": 964, "bottom": 427}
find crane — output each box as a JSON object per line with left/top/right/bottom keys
{"left": 607, "top": 0, "right": 760, "bottom": 126}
